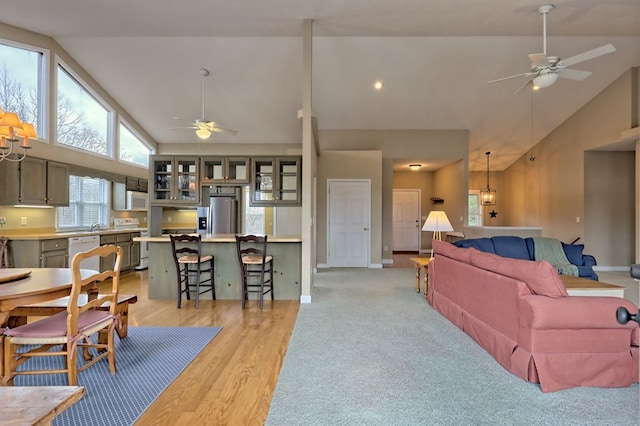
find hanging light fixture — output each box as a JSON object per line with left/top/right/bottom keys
{"left": 480, "top": 151, "right": 496, "bottom": 205}
{"left": 409, "top": 163, "right": 422, "bottom": 171}
{"left": 0, "top": 106, "right": 35, "bottom": 162}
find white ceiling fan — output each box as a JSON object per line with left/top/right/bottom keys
{"left": 488, "top": 4, "right": 616, "bottom": 94}
{"left": 172, "top": 68, "right": 237, "bottom": 139}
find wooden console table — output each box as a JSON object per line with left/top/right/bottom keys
{"left": 561, "top": 276, "right": 625, "bottom": 298}
{"left": 409, "top": 257, "right": 431, "bottom": 298}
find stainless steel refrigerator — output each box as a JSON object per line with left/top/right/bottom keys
{"left": 197, "top": 197, "right": 238, "bottom": 234}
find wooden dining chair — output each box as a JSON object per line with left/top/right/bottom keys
{"left": 2, "top": 244, "right": 122, "bottom": 386}
{"left": 0, "top": 237, "right": 9, "bottom": 268}
{"left": 170, "top": 234, "right": 215, "bottom": 309}
{"left": 235, "top": 234, "right": 274, "bottom": 309}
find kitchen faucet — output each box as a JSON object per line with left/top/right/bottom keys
{"left": 89, "top": 222, "right": 100, "bottom": 231}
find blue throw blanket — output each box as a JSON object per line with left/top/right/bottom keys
{"left": 533, "top": 237, "right": 579, "bottom": 276}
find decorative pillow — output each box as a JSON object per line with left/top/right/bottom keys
{"left": 433, "top": 239, "right": 471, "bottom": 263}
{"left": 492, "top": 236, "right": 531, "bottom": 260}
{"left": 561, "top": 242, "right": 584, "bottom": 266}
{"left": 469, "top": 249, "right": 568, "bottom": 298}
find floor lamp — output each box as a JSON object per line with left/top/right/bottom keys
{"left": 422, "top": 211, "right": 453, "bottom": 258}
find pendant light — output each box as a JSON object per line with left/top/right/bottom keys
{"left": 480, "top": 151, "right": 496, "bottom": 206}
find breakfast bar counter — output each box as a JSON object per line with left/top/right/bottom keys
{"left": 134, "top": 234, "right": 302, "bottom": 300}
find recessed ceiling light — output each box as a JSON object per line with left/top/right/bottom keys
{"left": 373, "top": 81, "right": 383, "bottom": 90}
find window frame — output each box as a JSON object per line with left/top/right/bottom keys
{"left": 0, "top": 38, "right": 49, "bottom": 142}
{"left": 468, "top": 190, "right": 483, "bottom": 226}
{"left": 54, "top": 55, "right": 115, "bottom": 158}
{"left": 118, "top": 118, "right": 153, "bottom": 168}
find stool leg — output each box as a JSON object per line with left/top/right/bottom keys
{"left": 177, "top": 265, "right": 183, "bottom": 309}
{"left": 195, "top": 264, "right": 201, "bottom": 309}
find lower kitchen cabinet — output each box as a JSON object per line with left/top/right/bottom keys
{"left": 8, "top": 238, "right": 69, "bottom": 268}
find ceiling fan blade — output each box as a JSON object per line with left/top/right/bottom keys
{"left": 487, "top": 72, "right": 531, "bottom": 84}
{"left": 561, "top": 43, "right": 616, "bottom": 67}
{"left": 169, "top": 126, "right": 198, "bottom": 130}
{"left": 558, "top": 68, "right": 592, "bottom": 81}
{"left": 212, "top": 127, "right": 238, "bottom": 136}
{"left": 528, "top": 53, "right": 547, "bottom": 67}
{"left": 513, "top": 79, "right": 533, "bottom": 95}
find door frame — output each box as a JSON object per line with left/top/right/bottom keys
{"left": 392, "top": 189, "right": 422, "bottom": 252}
{"left": 326, "top": 179, "right": 371, "bottom": 267}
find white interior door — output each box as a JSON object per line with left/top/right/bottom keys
{"left": 392, "top": 189, "right": 421, "bottom": 251}
{"left": 327, "top": 180, "right": 370, "bottom": 267}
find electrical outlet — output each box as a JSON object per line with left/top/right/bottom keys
{"left": 0, "top": 217, "right": 6, "bottom": 226}
{"left": 21, "top": 217, "right": 27, "bottom": 225}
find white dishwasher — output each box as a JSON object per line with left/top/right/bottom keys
{"left": 68, "top": 235, "right": 101, "bottom": 271}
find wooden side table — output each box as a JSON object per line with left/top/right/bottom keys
{"left": 409, "top": 257, "right": 431, "bottom": 298}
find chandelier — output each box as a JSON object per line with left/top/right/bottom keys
{"left": 0, "top": 106, "right": 35, "bottom": 162}
{"left": 480, "top": 151, "right": 496, "bottom": 206}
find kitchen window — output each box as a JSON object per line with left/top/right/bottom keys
{"left": 119, "top": 120, "right": 151, "bottom": 167}
{"left": 57, "top": 175, "right": 110, "bottom": 230}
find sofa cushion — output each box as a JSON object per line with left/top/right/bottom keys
{"left": 492, "top": 236, "right": 532, "bottom": 260}
{"left": 561, "top": 242, "right": 584, "bottom": 266}
{"left": 469, "top": 249, "right": 568, "bottom": 298}
{"left": 453, "top": 238, "right": 495, "bottom": 253}
{"left": 433, "top": 239, "right": 472, "bottom": 263}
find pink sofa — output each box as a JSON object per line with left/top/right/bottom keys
{"left": 428, "top": 240, "right": 639, "bottom": 392}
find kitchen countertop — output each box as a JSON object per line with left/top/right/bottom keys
{"left": 3, "top": 228, "right": 148, "bottom": 240}
{"left": 136, "top": 234, "right": 302, "bottom": 243}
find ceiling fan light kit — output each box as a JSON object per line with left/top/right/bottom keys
{"left": 488, "top": 4, "right": 615, "bottom": 93}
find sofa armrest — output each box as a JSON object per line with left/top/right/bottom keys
{"left": 519, "top": 295, "right": 639, "bottom": 331}
{"left": 581, "top": 254, "right": 597, "bottom": 268}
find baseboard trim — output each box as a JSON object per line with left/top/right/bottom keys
{"left": 300, "top": 295, "right": 312, "bottom": 303}
{"left": 593, "top": 266, "right": 630, "bottom": 272}
{"left": 317, "top": 263, "right": 329, "bottom": 269}
{"left": 369, "top": 263, "right": 383, "bottom": 269}
{"left": 382, "top": 258, "right": 394, "bottom": 265}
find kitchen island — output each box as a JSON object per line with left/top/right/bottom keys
{"left": 134, "top": 234, "right": 302, "bottom": 300}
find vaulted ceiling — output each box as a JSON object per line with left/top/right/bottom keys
{"left": 2, "top": 0, "right": 639, "bottom": 170}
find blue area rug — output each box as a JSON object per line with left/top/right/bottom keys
{"left": 15, "top": 326, "right": 222, "bottom": 425}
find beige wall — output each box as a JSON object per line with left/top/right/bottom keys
{"left": 318, "top": 129, "right": 468, "bottom": 264}
{"left": 503, "top": 69, "right": 638, "bottom": 267}
{"left": 316, "top": 150, "right": 383, "bottom": 265}
{"left": 469, "top": 170, "right": 505, "bottom": 226}
{"left": 585, "top": 151, "right": 635, "bottom": 266}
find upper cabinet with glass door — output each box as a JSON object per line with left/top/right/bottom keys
{"left": 201, "top": 157, "right": 250, "bottom": 185}
{"left": 250, "top": 156, "right": 301, "bottom": 206}
{"left": 150, "top": 155, "right": 199, "bottom": 205}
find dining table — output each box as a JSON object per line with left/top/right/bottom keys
{"left": 0, "top": 267, "right": 99, "bottom": 380}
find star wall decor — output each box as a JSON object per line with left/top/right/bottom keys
{"left": 489, "top": 210, "right": 498, "bottom": 218}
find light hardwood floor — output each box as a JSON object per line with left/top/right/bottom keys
{"left": 110, "top": 269, "right": 299, "bottom": 425}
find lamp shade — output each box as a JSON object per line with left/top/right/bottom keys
{"left": 422, "top": 211, "right": 453, "bottom": 232}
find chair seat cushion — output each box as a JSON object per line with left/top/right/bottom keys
{"left": 4, "top": 309, "right": 113, "bottom": 339}
{"left": 242, "top": 254, "right": 273, "bottom": 265}
{"left": 178, "top": 254, "right": 213, "bottom": 264}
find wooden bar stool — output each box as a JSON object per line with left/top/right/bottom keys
{"left": 235, "top": 234, "right": 273, "bottom": 309}
{"left": 170, "top": 234, "right": 215, "bottom": 309}
{"left": 0, "top": 237, "right": 9, "bottom": 268}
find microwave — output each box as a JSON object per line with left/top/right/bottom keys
{"left": 126, "top": 191, "right": 148, "bottom": 211}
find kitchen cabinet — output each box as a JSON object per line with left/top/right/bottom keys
{"left": 8, "top": 238, "right": 69, "bottom": 268}
{"left": 0, "top": 157, "right": 69, "bottom": 206}
{"left": 150, "top": 156, "right": 199, "bottom": 206}
{"left": 201, "top": 156, "right": 250, "bottom": 185}
{"left": 100, "top": 232, "right": 140, "bottom": 272}
{"left": 250, "top": 156, "right": 302, "bottom": 206}
{"left": 126, "top": 176, "right": 148, "bottom": 192}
